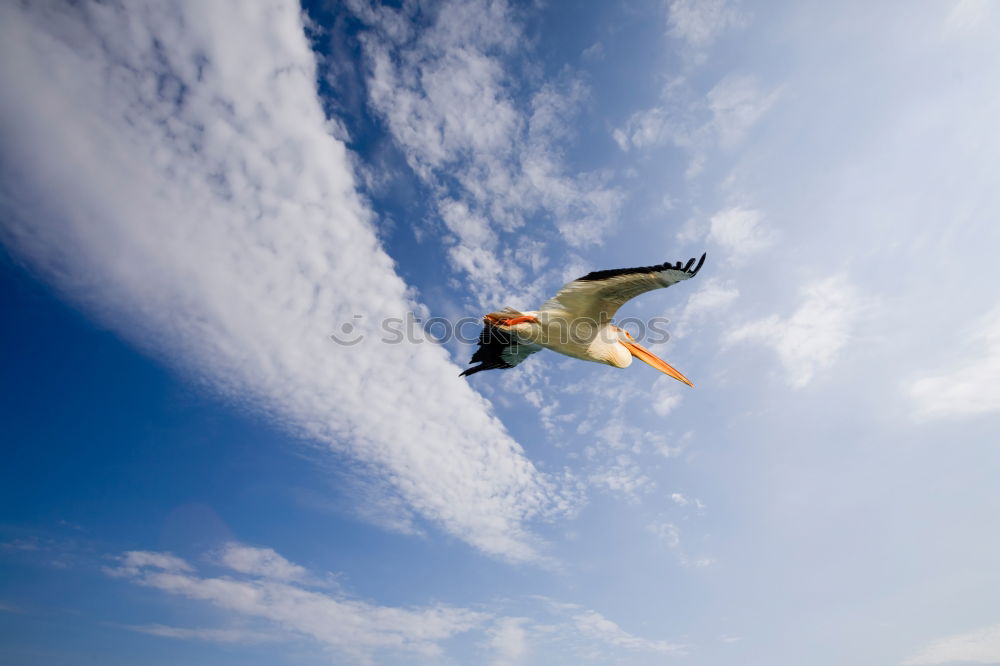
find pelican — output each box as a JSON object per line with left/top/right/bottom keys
{"left": 461, "top": 253, "right": 706, "bottom": 385}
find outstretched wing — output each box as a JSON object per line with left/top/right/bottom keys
{"left": 541, "top": 253, "right": 706, "bottom": 322}
{"left": 460, "top": 324, "right": 542, "bottom": 377}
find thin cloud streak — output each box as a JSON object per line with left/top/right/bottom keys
{"left": 107, "top": 546, "right": 487, "bottom": 660}
{"left": 119, "top": 624, "right": 280, "bottom": 644}
{"left": 904, "top": 622, "right": 1000, "bottom": 665}
{"left": 908, "top": 306, "right": 1000, "bottom": 421}
{"left": 572, "top": 609, "right": 687, "bottom": 655}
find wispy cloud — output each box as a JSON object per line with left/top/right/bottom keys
{"left": 612, "top": 74, "right": 778, "bottom": 177}
{"left": 647, "top": 521, "right": 713, "bottom": 568}
{"left": 350, "top": 0, "right": 621, "bottom": 307}
{"left": 527, "top": 596, "right": 689, "bottom": 659}
{"left": 675, "top": 277, "right": 740, "bottom": 338}
{"left": 725, "top": 276, "right": 860, "bottom": 388}
{"left": 106, "top": 543, "right": 690, "bottom": 664}
{"left": 652, "top": 391, "right": 683, "bottom": 416}
{"left": 666, "top": 0, "right": 747, "bottom": 50}
{"left": 0, "top": 0, "right": 571, "bottom": 562}
{"left": 107, "top": 545, "right": 487, "bottom": 661}
{"left": 588, "top": 454, "right": 655, "bottom": 502}
{"left": 706, "top": 75, "right": 781, "bottom": 147}
{"left": 215, "top": 543, "right": 310, "bottom": 583}
{"left": 487, "top": 617, "right": 531, "bottom": 666}
{"left": 904, "top": 622, "right": 1000, "bottom": 665}
{"left": 114, "top": 551, "right": 193, "bottom": 574}
{"left": 120, "top": 624, "right": 280, "bottom": 644}
{"left": 572, "top": 608, "right": 687, "bottom": 655}
{"left": 908, "top": 306, "right": 1000, "bottom": 421}
{"left": 681, "top": 279, "right": 740, "bottom": 319}
{"left": 612, "top": 81, "right": 704, "bottom": 154}
{"left": 707, "top": 206, "right": 775, "bottom": 261}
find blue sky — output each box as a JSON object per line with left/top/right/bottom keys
{"left": 2, "top": 0, "right": 999, "bottom": 664}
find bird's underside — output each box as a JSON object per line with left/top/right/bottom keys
{"left": 460, "top": 311, "right": 543, "bottom": 377}
{"left": 460, "top": 253, "right": 706, "bottom": 380}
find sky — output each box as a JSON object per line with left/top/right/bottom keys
{"left": 1, "top": 0, "right": 999, "bottom": 664}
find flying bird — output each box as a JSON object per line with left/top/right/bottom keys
{"left": 462, "top": 253, "right": 706, "bottom": 385}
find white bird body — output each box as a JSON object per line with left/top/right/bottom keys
{"left": 499, "top": 314, "right": 633, "bottom": 368}
{"left": 462, "top": 254, "right": 706, "bottom": 385}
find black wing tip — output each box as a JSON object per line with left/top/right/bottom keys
{"left": 576, "top": 251, "right": 707, "bottom": 282}
{"left": 460, "top": 361, "right": 513, "bottom": 377}
{"left": 692, "top": 252, "right": 706, "bottom": 275}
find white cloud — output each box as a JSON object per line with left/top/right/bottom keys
{"left": 708, "top": 206, "right": 775, "bottom": 260}
{"left": 121, "top": 624, "right": 279, "bottom": 644}
{"left": 352, "top": 0, "right": 621, "bottom": 307}
{"left": 108, "top": 546, "right": 487, "bottom": 660}
{"left": 572, "top": 609, "right": 687, "bottom": 655}
{"left": 581, "top": 41, "right": 605, "bottom": 61}
{"left": 908, "top": 306, "right": 1000, "bottom": 421}
{"left": 528, "top": 597, "right": 689, "bottom": 659}
{"left": 647, "top": 521, "right": 682, "bottom": 549}
{"left": 612, "top": 74, "right": 777, "bottom": 173}
{"left": 725, "top": 277, "right": 860, "bottom": 388}
{"left": 110, "top": 547, "right": 692, "bottom": 663}
{"left": 667, "top": 0, "right": 746, "bottom": 49}
{"left": 611, "top": 127, "right": 631, "bottom": 152}
{"left": 0, "top": 0, "right": 571, "bottom": 562}
{"left": 588, "top": 455, "right": 654, "bottom": 502}
{"left": 683, "top": 279, "right": 740, "bottom": 317}
{"left": 216, "top": 543, "right": 309, "bottom": 583}
{"left": 111, "top": 551, "right": 193, "bottom": 575}
{"left": 488, "top": 617, "right": 530, "bottom": 666}
{"left": 707, "top": 75, "right": 781, "bottom": 147}
{"left": 653, "top": 393, "right": 683, "bottom": 416}
{"left": 904, "top": 623, "right": 1000, "bottom": 665}
{"left": 616, "top": 107, "right": 679, "bottom": 152}
{"left": 562, "top": 384, "right": 683, "bottom": 501}
{"left": 675, "top": 277, "right": 740, "bottom": 338}
{"left": 647, "top": 521, "right": 713, "bottom": 568}
{"left": 613, "top": 91, "right": 703, "bottom": 154}
{"left": 649, "top": 376, "right": 685, "bottom": 416}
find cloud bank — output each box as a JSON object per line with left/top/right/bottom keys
{"left": 0, "top": 0, "right": 571, "bottom": 562}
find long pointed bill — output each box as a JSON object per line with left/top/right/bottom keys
{"left": 622, "top": 341, "right": 694, "bottom": 387}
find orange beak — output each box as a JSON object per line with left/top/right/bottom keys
{"left": 622, "top": 341, "right": 694, "bottom": 387}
